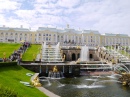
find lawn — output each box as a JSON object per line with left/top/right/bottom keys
{"left": 0, "top": 65, "right": 47, "bottom": 97}
{"left": 119, "top": 50, "right": 129, "bottom": 57}
{"left": 22, "top": 44, "right": 41, "bottom": 61}
{"left": 0, "top": 43, "right": 21, "bottom": 58}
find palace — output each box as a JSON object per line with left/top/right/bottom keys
{"left": 0, "top": 25, "right": 130, "bottom": 46}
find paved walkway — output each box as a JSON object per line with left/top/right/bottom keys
{"left": 31, "top": 73, "right": 60, "bottom": 97}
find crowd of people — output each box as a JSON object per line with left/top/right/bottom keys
{"left": 2, "top": 42, "right": 31, "bottom": 64}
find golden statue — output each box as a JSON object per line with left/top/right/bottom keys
{"left": 32, "top": 77, "right": 41, "bottom": 87}
{"left": 53, "top": 65, "right": 58, "bottom": 72}
{"left": 64, "top": 54, "right": 65, "bottom": 59}
{"left": 20, "top": 53, "right": 22, "bottom": 59}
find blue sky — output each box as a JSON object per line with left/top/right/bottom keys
{"left": 0, "top": 0, "right": 130, "bottom": 35}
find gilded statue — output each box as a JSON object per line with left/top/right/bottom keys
{"left": 53, "top": 65, "right": 58, "bottom": 72}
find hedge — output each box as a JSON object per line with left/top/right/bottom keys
{"left": 0, "top": 62, "right": 17, "bottom": 67}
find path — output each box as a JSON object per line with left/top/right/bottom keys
{"left": 31, "top": 73, "right": 60, "bottom": 97}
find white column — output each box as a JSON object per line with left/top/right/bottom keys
{"left": 95, "top": 36, "right": 96, "bottom": 46}
{"left": 98, "top": 36, "right": 100, "bottom": 45}
{"left": 3, "top": 33, "right": 5, "bottom": 42}
{"left": 67, "top": 35, "right": 68, "bottom": 42}
{"left": 36, "top": 33, "right": 38, "bottom": 42}
{"left": 56, "top": 34, "right": 57, "bottom": 43}
{"left": 63, "top": 34, "right": 65, "bottom": 42}
{"left": 41, "top": 33, "right": 43, "bottom": 42}
{"left": 74, "top": 35, "right": 76, "bottom": 42}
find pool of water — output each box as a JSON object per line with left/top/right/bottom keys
{"left": 41, "top": 76, "right": 130, "bottom": 97}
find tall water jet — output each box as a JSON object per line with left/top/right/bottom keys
{"left": 42, "top": 42, "right": 46, "bottom": 54}
{"left": 80, "top": 45, "right": 89, "bottom": 61}
{"left": 43, "top": 42, "right": 46, "bottom": 48}
{"left": 48, "top": 65, "right": 64, "bottom": 79}
{"left": 81, "top": 34, "right": 84, "bottom": 45}
{"left": 55, "top": 42, "right": 60, "bottom": 61}
{"left": 113, "top": 63, "right": 130, "bottom": 73}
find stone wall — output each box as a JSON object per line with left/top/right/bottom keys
{"left": 22, "top": 64, "right": 80, "bottom": 77}
{"left": 62, "top": 48, "right": 99, "bottom": 61}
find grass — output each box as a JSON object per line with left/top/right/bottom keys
{"left": 22, "top": 44, "right": 41, "bottom": 61}
{"left": 119, "top": 50, "right": 129, "bottom": 57}
{"left": 0, "top": 43, "right": 21, "bottom": 58}
{"left": 0, "top": 65, "right": 47, "bottom": 97}
{"left": 0, "top": 84, "right": 18, "bottom": 96}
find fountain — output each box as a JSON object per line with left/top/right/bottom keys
{"left": 39, "top": 44, "right": 130, "bottom": 97}
{"left": 48, "top": 65, "right": 64, "bottom": 79}
{"left": 39, "top": 76, "right": 51, "bottom": 86}
{"left": 118, "top": 73, "right": 130, "bottom": 86}
{"left": 80, "top": 45, "right": 89, "bottom": 62}
{"left": 41, "top": 42, "right": 63, "bottom": 62}
{"left": 41, "top": 74, "right": 130, "bottom": 97}
{"left": 113, "top": 63, "right": 130, "bottom": 73}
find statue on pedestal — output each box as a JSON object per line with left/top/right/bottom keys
{"left": 53, "top": 65, "right": 58, "bottom": 72}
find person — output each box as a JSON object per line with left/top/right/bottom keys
{"left": 3, "top": 57, "right": 6, "bottom": 62}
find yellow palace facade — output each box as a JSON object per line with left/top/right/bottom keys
{"left": 0, "top": 25, "right": 130, "bottom": 46}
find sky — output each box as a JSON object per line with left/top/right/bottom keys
{"left": 0, "top": 0, "right": 130, "bottom": 35}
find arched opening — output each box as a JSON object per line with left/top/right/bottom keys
{"left": 90, "top": 54, "right": 93, "bottom": 59}
{"left": 101, "top": 54, "right": 102, "bottom": 58}
{"left": 72, "top": 53, "right": 76, "bottom": 61}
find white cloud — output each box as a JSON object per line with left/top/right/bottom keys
{"left": 0, "top": 0, "right": 20, "bottom": 10}
{"left": 0, "top": 0, "right": 130, "bottom": 35}
{"left": 57, "top": 0, "right": 80, "bottom": 8}
{"left": 14, "top": 10, "right": 36, "bottom": 19}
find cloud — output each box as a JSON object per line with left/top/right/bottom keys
{"left": 0, "top": 0, "right": 20, "bottom": 10}
{"left": 57, "top": 0, "right": 81, "bottom": 8}
{"left": 0, "top": 0, "right": 130, "bottom": 35}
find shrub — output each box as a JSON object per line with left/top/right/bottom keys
{"left": 0, "top": 62, "right": 17, "bottom": 67}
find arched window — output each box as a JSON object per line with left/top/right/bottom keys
{"left": 72, "top": 53, "right": 76, "bottom": 61}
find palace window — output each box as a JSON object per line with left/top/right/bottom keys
{"left": 46, "top": 37, "right": 48, "bottom": 41}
